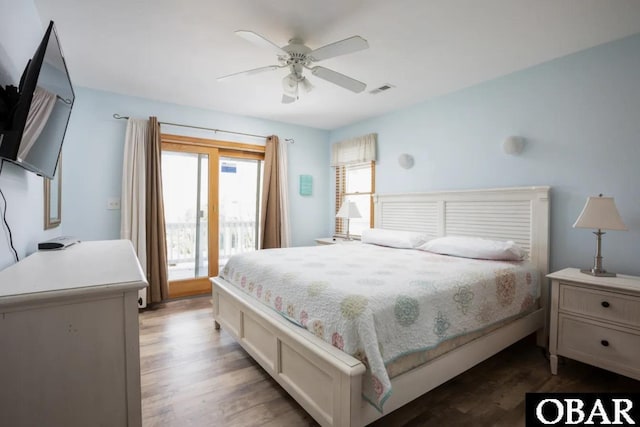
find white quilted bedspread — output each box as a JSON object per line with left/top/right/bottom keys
{"left": 219, "top": 243, "right": 539, "bottom": 411}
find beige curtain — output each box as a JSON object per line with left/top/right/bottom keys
{"left": 260, "top": 135, "right": 282, "bottom": 249}
{"left": 145, "top": 117, "right": 169, "bottom": 303}
{"left": 120, "top": 118, "right": 147, "bottom": 276}
{"left": 277, "top": 137, "right": 291, "bottom": 247}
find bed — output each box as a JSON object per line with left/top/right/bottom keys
{"left": 211, "top": 186, "right": 550, "bottom": 426}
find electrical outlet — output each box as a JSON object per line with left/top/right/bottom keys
{"left": 107, "top": 198, "right": 121, "bottom": 210}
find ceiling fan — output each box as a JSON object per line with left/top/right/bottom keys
{"left": 218, "top": 30, "right": 369, "bottom": 104}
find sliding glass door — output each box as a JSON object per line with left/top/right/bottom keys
{"left": 218, "top": 155, "right": 263, "bottom": 269}
{"left": 162, "top": 144, "right": 218, "bottom": 298}
{"left": 161, "top": 138, "right": 264, "bottom": 298}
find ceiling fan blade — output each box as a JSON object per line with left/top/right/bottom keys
{"left": 235, "top": 30, "right": 288, "bottom": 56}
{"left": 308, "top": 36, "right": 369, "bottom": 62}
{"left": 282, "top": 94, "right": 297, "bottom": 104}
{"left": 311, "top": 66, "right": 366, "bottom": 93}
{"left": 217, "top": 65, "right": 280, "bottom": 81}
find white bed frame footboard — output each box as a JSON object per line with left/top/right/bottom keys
{"left": 212, "top": 278, "right": 365, "bottom": 426}
{"left": 212, "top": 186, "right": 550, "bottom": 427}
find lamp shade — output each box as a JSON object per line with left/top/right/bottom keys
{"left": 573, "top": 195, "right": 627, "bottom": 231}
{"left": 336, "top": 201, "right": 362, "bottom": 219}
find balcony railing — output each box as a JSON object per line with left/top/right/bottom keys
{"left": 166, "top": 219, "right": 257, "bottom": 280}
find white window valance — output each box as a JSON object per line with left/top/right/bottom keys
{"left": 331, "top": 133, "right": 377, "bottom": 166}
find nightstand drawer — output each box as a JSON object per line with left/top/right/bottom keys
{"left": 559, "top": 283, "right": 640, "bottom": 327}
{"left": 558, "top": 314, "right": 640, "bottom": 379}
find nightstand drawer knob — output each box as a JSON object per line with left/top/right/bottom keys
{"left": 601, "top": 340, "right": 609, "bottom": 347}
{"left": 601, "top": 301, "right": 610, "bottom": 308}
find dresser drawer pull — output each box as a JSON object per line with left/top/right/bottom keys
{"left": 600, "top": 340, "right": 609, "bottom": 347}
{"left": 601, "top": 301, "right": 610, "bottom": 308}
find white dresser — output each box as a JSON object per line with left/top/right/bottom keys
{"left": 0, "top": 240, "right": 148, "bottom": 427}
{"left": 547, "top": 268, "right": 640, "bottom": 381}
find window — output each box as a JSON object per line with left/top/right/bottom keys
{"left": 332, "top": 133, "right": 377, "bottom": 238}
{"left": 335, "top": 161, "right": 375, "bottom": 237}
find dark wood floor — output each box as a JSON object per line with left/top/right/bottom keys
{"left": 139, "top": 296, "right": 638, "bottom": 427}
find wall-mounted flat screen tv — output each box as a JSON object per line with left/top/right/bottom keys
{"left": 0, "top": 21, "right": 74, "bottom": 179}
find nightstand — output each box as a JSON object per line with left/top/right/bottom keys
{"left": 314, "top": 237, "right": 359, "bottom": 245}
{"left": 547, "top": 268, "right": 640, "bottom": 381}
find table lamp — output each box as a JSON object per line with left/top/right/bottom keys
{"left": 573, "top": 194, "right": 627, "bottom": 277}
{"left": 336, "top": 201, "right": 362, "bottom": 240}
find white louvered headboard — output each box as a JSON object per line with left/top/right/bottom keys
{"left": 374, "top": 186, "right": 550, "bottom": 276}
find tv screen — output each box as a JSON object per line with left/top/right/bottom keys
{"left": 0, "top": 21, "right": 74, "bottom": 179}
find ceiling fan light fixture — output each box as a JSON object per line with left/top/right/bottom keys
{"left": 282, "top": 94, "right": 296, "bottom": 104}
{"left": 300, "top": 77, "right": 314, "bottom": 93}
{"left": 282, "top": 74, "right": 298, "bottom": 97}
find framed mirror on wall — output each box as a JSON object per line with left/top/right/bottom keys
{"left": 44, "top": 156, "right": 61, "bottom": 229}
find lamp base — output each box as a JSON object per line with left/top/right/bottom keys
{"left": 580, "top": 230, "right": 617, "bottom": 277}
{"left": 580, "top": 268, "right": 616, "bottom": 277}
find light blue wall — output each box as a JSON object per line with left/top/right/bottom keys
{"left": 330, "top": 33, "right": 640, "bottom": 276}
{"left": 61, "top": 87, "right": 330, "bottom": 248}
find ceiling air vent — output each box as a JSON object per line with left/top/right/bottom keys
{"left": 369, "top": 84, "right": 395, "bottom": 95}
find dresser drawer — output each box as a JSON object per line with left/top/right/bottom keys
{"left": 557, "top": 314, "right": 640, "bottom": 380}
{"left": 559, "top": 283, "right": 640, "bottom": 327}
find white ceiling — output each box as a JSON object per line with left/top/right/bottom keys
{"left": 33, "top": 0, "right": 640, "bottom": 130}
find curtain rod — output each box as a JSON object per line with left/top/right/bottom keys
{"left": 112, "top": 113, "right": 294, "bottom": 143}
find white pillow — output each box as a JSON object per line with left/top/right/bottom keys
{"left": 361, "top": 228, "right": 431, "bottom": 249}
{"left": 417, "top": 236, "right": 526, "bottom": 261}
